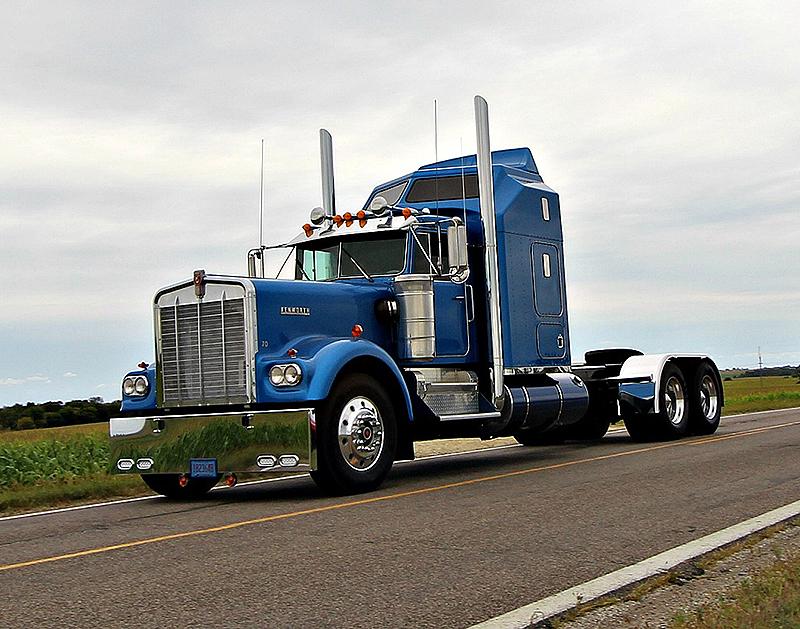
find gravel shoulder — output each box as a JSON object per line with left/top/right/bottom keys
{"left": 555, "top": 518, "right": 800, "bottom": 629}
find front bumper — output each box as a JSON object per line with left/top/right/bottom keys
{"left": 109, "top": 409, "right": 316, "bottom": 475}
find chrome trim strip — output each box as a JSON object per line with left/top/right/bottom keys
{"left": 475, "top": 95, "right": 505, "bottom": 410}
{"left": 439, "top": 411, "right": 502, "bottom": 422}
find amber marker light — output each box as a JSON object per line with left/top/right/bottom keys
{"left": 344, "top": 212, "right": 353, "bottom": 227}
{"left": 333, "top": 214, "right": 343, "bottom": 227}
{"left": 402, "top": 207, "right": 412, "bottom": 219}
{"left": 303, "top": 223, "right": 313, "bottom": 237}
{"left": 357, "top": 210, "right": 367, "bottom": 227}
{"left": 351, "top": 324, "right": 363, "bottom": 338}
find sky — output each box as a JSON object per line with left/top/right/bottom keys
{"left": 1, "top": 1, "right": 798, "bottom": 405}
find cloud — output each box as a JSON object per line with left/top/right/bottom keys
{"left": 63, "top": 372, "right": 78, "bottom": 378}
{"left": 0, "top": 375, "right": 51, "bottom": 386}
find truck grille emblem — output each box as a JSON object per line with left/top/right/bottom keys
{"left": 280, "top": 306, "right": 311, "bottom": 316}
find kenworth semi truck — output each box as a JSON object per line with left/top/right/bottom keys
{"left": 110, "top": 96, "right": 723, "bottom": 498}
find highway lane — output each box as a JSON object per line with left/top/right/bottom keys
{"left": 1, "top": 409, "right": 799, "bottom": 628}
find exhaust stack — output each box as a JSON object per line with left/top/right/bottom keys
{"left": 474, "top": 95, "right": 505, "bottom": 410}
{"left": 320, "top": 129, "right": 336, "bottom": 217}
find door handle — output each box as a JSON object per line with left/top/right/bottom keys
{"left": 557, "top": 334, "right": 564, "bottom": 349}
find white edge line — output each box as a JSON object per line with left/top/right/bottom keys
{"left": 471, "top": 498, "right": 800, "bottom": 629}
{"left": 1, "top": 406, "right": 796, "bottom": 523}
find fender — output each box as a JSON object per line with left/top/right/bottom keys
{"left": 257, "top": 337, "right": 414, "bottom": 422}
{"left": 307, "top": 338, "right": 414, "bottom": 421}
{"left": 617, "top": 353, "right": 722, "bottom": 414}
{"left": 119, "top": 365, "right": 157, "bottom": 412}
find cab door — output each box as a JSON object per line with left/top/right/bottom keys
{"left": 410, "top": 230, "right": 470, "bottom": 357}
{"left": 434, "top": 280, "right": 470, "bottom": 357}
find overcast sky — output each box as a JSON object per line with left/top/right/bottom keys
{"left": 1, "top": 1, "right": 798, "bottom": 405}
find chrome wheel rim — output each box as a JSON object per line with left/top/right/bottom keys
{"left": 663, "top": 376, "right": 686, "bottom": 425}
{"left": 699, "top": 375, "right": 718, "bottom": 421}
{"left": 337, "top": 396, "right": 384, "bottom": 471}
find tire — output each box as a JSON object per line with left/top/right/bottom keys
{"left": 624, "top": 363, "right": 690, "bottom": 441}
{"left": 688, "top": 361, "right": 721, "bottom": 435}
{"left": 141, "top": 473, "right": 220, "bottom": 499}
{"left": 310, "top": 373, "right": 397, "bottom": 495}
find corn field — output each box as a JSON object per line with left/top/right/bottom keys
{"left": 0, "top": 437, "right": 109, "bottom": 487}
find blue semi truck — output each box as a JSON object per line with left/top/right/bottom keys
{"left": 111, "top": 96, "right": 723, "bottom": 498}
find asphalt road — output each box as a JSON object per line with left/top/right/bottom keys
{"left": 1, "top": 408, "right": 799, "bottom": 628}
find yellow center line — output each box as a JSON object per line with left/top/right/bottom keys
{"left": 2, "top": 419, "right": 799, "bottom": 573}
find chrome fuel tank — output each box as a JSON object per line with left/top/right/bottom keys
{"left": 394, "top": 275, "right": 435, "bottom": 359}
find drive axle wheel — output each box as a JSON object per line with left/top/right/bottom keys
{"left": 311, "top": 374, "right": 397, "bottom": 495}
{"left": 689, "top": 361, "right": 721, "bottom": 435}
{"left": 624, "top": 363, "right": 690, "bottom": 441}
{"left": 141, "top": 474, "right": 220, "bottom": 500}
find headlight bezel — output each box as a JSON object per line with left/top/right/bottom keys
{"left": 122, "top": 374, "right": 150, "bottom": 397}
{"left": 268, "top": 363, "right": 303, "bottom": 387}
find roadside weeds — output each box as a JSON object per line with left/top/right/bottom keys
{"left": 549, "top": 518, "right": 800, "bottom": 629}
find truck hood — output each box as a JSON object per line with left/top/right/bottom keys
{"left": 251, "top": 278, "right": 394, "bottom": 359}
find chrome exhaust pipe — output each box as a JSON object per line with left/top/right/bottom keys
{"left": 474, "top": 95, "right": 505, "bottom": 410}
{"left": 320, "top": 129, "right": 336, "bottom": 218}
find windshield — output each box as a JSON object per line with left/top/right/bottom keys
{"left": 295, "top": 233, "right": 407, "bottom": 280}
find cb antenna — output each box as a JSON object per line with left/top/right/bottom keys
{"left": 259, "top": 138, "right": 265, "bottom": 248}
{"left": 433, "top": 99, "right": 440, "bottom": 216}
{"left": 460, "top": 136, "right": 467, "bottom": 224}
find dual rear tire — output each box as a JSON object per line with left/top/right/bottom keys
{"left": 624, "top": 361, "right": 721, "bottom": 441}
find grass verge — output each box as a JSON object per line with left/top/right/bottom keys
{"left": 722, "top": 376, "right": 800, "bottom": 415}
{"left": 0, "top": 475, "right": 146, "bottom": 515}
{"left": 670, "top": 539, "right": 800, "bottom": 628}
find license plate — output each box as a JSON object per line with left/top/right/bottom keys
{"left": 190, "top": 458, "right": 217, "bottom": 478}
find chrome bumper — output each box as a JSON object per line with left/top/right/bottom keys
{"left": 109, "top": 409, "right": 315, "bottom": 475}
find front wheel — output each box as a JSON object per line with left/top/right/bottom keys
{"left": 141, "top": 474, "right": 220, "bottom": 499}
{"left": 310, "top": 374, "right": 397, "bottom": 495}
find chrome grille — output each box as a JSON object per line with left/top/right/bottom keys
{"left": 159, "top": 298, "right": 248, "bottom": 404}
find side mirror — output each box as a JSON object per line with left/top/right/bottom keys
{"left": 447, "top": 223, "right": 469, "bottom": 283}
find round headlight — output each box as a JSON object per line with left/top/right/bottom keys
{"left": 122, "top": 377, "right": 135, "bottom": 396}
{"left": 269, "top": 365, "right": 285, "bottom": 385}
{"left": 134, "top": 376, "right": 149, "bottom": 395}
{"left": 284, "top": 364, "right": 301, "bottom": 385}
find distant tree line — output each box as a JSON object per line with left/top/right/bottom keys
{"left": 738, "top": 365, "right": 800, "bottom": 378}
{"left": 0, "top": 398, "right": 120, "bottom": 431}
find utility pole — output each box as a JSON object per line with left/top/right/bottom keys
{"left": 758, "top": 346, "right": 763, "bottom": 387}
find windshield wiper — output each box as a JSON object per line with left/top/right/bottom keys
{"left": 341, "top": 247, "right": 374, "bottom": 282}
{"left": 294, "top": 258, "right": 312, "bottom": 281}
